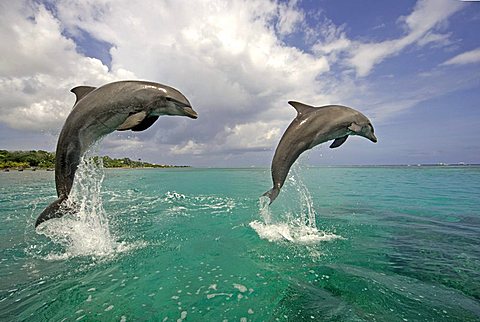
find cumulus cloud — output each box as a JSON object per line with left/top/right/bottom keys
{"left": 171, "top": 120, "right": 282, "bottom": 156}
{"left": 441, "top": 47, "right": 480, "bottom": 66}
{"left": 42, "top": 0, "right": 334, "bottom": 153}
{"left": 275, "top": 0, "right": 305, "bottom": 36}
{"left": 0, "top": 1, "right": 134, "bottom": 132}
{"left": 1, "top": 0, "right": 336, "bottom": 163}
{"left": 171, "top": 140, "right": 207, "bottom": 156}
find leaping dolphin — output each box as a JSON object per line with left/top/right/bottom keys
{"left": 263, "top": 101, "right": 377, "bottom": 204}
{"left": 35, "top": 80, "right": 198, "bottom": 228}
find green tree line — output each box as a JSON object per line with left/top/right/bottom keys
{"left": 0, "top": 150, "right": 188, "bottom": 169}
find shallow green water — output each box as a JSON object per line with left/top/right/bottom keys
{"left": 1, "top": 164, "right": 479, "bottom": 321}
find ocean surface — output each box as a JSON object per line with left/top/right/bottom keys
{"left": 1, "top": 161, "right": 479, "bottom": 321}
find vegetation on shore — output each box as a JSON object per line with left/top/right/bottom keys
{"left": 0, "top": 150, "right": 188, "bottom": 169}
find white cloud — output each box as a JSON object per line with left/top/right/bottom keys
{"left": 276, "top": 0, "right": 305, "bottom": 36}
{"left": 171, "top": 120, "right": 282, "bottom": 156}
{"left": 171, "top": 140, "right": 207, "bottom": 156}
{"left": 416, "top": 32, "right": 452, "bottom": 47}
{"left": 101, "top": 136, "right": 145, "bottom": 152}
{"left": 309, "top": 0, "right": 463, "bottom": 77}
{"left": 347, "top": 0, "right": 463, "bottom": 76}
{"left": 224, "top": 121, "right": 281, "bottom": 150}
{"left": 0, "top": 0, "right": 336, "bottom": 160}
{"left": 0, "top": 1, "right": 134, "bottom": 131}
{"left": 441, "top": 47, "right": 480, "bottom": 66}
{"left": 311, "top": 18, "right": 351, "bottom": 54}
{"left": 44, "top": 0, "right": 334, "bottom": 153}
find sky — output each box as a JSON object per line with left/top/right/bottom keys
{"left": 0, "top": 0, "right": 479, "bottom": 167}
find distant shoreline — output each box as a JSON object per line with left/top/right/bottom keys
{"left": 1, "top": 150, "right": 477, "bottom": 171}
{"left": 2, "top": 166, "right": 191, "bottom": 172}
{"left": 0, "top": 150, "right": 190, "bottom": 171}
{"left": 3, "top": 164, "right": 479, "bottom": 173}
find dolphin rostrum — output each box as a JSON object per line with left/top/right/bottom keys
{"left": 263, "top": 101, "right": 377, "bottom": 204}
{"left": 35, "top": 80, "right": 198, "bottom": 228}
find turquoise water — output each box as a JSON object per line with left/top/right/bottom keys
{"left": 1, "top": 162, "right": 479, "bottom": 321}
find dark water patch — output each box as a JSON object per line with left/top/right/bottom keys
{"left": 386, "top": 219, "right": 480, "bottom": 300}
{"left": 274, "top": 280, "right": 359, "bottom": 321}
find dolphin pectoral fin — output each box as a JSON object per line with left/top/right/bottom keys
{"left": 71, "top": 86, "right": 96, "bottom": 105}
{"left": 117, "top": 111, "right": 148, "bottom": 131}
{"left": 329, "top": 135, "right": 348, "bottom": 148}
{"left": 131, "top": 115, "right": 160, "bottom": 132}
{"left": 35, "top": 196, "right": 68, "bottom": 228}
{"left": 288, "top": 101, "right": 315, "bottom": 116}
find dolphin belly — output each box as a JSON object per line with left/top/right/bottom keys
{"left": 264, "top": 139, "right": 307, "bottom": 204}
{"left": 54, "top": 134, "right": 84, "bottom": 196}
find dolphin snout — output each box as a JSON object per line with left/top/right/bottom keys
{"left": 370, "top": 133, "right": 377, "bottom": 143}
{"left": 184, "top": 106, "right": 198, "bottom": 119}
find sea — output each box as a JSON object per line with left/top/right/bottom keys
{"left": 1, "top": 159, "right": 479, "bottom": 321}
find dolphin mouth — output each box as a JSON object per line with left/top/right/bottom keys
{"left": 184, "top": 106, "right": 198, "bottom": 119}
{"left": 370, "top": 134, "right": 378, "bottom": 143}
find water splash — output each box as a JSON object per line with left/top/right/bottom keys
{"left": 35, "top": 155, "right": 140, "bottom": 260}
{"left": 258, "top": 195, "right": 273, "bottom": 224}
{"left": 290, "top": 165, "right": 317, "bottom": 230}
{"left": 251, "top": 163, "right": 341, "bottom": 245}
{"left": 249, "top": 220, "right": 339, "bottom": 244}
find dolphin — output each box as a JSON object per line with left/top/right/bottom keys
{"left": 35, "top": 80, "right": 198, "bottom": 228}
{"left": 263, "top": 101, "right": 377, "bottom": 204}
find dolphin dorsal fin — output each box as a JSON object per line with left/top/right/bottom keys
{"left": 71, "top": 86, "right": 96, "bottom": 105}
{"left": 288, "top": 101, "right": 317, "bottom": 116}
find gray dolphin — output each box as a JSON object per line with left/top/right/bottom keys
{"left": 35, "top": 80, "right": 198, "bottom": 228}
{"left": 263, "top": 101, "right": 377, "bottom": 204}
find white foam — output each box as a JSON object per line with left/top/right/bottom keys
{"left": 206, "top": 293, "right": 232, "bottom": 299}
{"left": 177, "top": 311, "right": 187, "bottom": 322}
{"left": 252, "top": 164, "right": 342, "bottom": 245}
{"left": 249, "top": 220, "right": 340, "bottom": 244}
{"left": 36, "top": 155, "right": 146, "bottom": 260}
{"left": 233, "top": 283, "right": 247, "bottom": 293}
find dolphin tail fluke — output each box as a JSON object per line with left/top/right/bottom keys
{"left": 262, "top": 187, "right": 280, "bottom": 205}
{"left": 35, "top": 196, "right": 68, "bottom": 228}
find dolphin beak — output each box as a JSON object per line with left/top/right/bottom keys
{"left": 370, "top": 133, "right": 377, "bottom": 143}
{"left": 183, "top": 106, "right": 198, "bottom": 119}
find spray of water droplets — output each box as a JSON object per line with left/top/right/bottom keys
{"left": 250, "top": 161, "right": 341, "bottom": 245}
{"left": 35, "top": 154, "right": 142, "bottom": 260}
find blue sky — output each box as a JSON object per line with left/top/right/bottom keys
{"left": 0, "top": 0, "right": 479, "bottom": 166}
